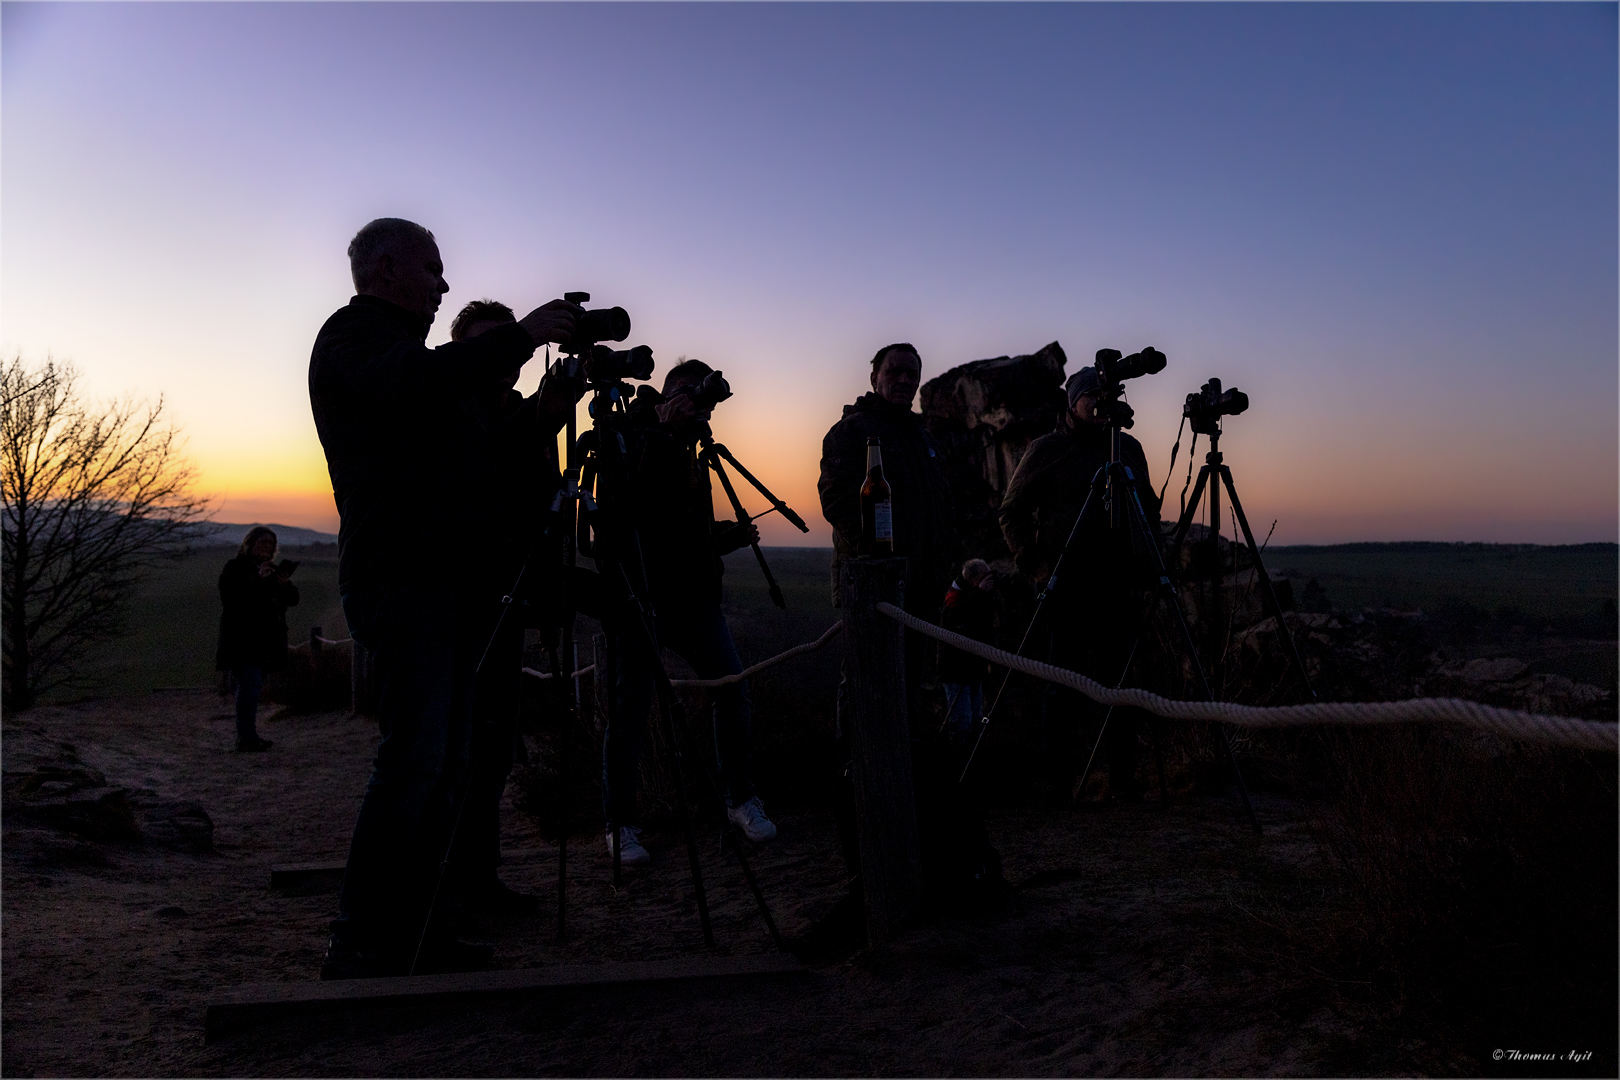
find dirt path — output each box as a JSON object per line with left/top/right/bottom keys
{"left": 5, "top": 695, "right": 1475, "bottom": 1076}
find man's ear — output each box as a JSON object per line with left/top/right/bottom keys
{"left": 373, "top": 252, "right": 396, "bottom": 286}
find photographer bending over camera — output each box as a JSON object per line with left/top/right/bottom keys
{"left": 309, "top": 217, "right": 582, "bottom": 979}
{"left": 603, "top": 359, "right": 774, "bottom": 866}
{"left": 998, "top": 365, "right": 1161, "bottom": 803}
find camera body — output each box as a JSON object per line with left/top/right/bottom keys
{"left": 1090, "top": 347, "right": 1167, "bottom": 429}
{"left": 675, "top": 369, "right": 732, "bottom": 411}
{"left": 560, "top": 290, "right": 632, "bottom": 356}
{"left": 1183, "top": 377, "right": 1248, "bottom": 435}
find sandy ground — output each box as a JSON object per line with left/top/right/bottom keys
{"left": 4, "top": 694, "right": 1484, "bottom": 1077}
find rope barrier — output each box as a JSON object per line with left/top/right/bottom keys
{"left": 875, "top": 602, "right": 1617, "bottom": 753}
{"left": 517, "top": 622, "right": 844, "bottom": 690}
{"left": 670, "top": 621, "right": 842, "bottom": 688}
{"left": 290, "top": 636, "right": 353, "bottom": 650}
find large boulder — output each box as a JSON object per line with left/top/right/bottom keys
{"left": 919, "top": 342, "right": 1068, "bottom": 560}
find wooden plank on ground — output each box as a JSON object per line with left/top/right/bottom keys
{"left": 204, "top": 953, "right": 806, "bottom": 1042}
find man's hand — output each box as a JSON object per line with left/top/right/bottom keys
{"left": 536, "top": 365, "right": 587, "bottom": 433}
{"left": 714, "top": 519, "right": 761, "bottom": 556}
{"left": 655, "top": 392, "right": 698, "bottom": 427}
{"left": 519, "top": 298, "right": 583, "bottom": 347}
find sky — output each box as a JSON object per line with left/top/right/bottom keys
{"left": 3, "top": 2, "right": 1616, "bottom": 546}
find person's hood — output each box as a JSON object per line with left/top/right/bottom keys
{"left": 844, "top": 391, "right": 920, "bottom": 422}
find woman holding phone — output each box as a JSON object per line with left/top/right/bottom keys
{"left": 215, "top": 526, "right": 299, "bottom": 751}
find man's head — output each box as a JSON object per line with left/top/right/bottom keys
{"left": 451, "top": 299, "right": 520, "bottom": 390}
{"left": 663, "top": 358, "right": 717, "bottom": 421}
{"left": 347, "top": 218, "right": 448, "bottom": 324}
{"left": 869, "top": 343, "right": 922, "bottom": 409}
{"left": 961, "top": 558, "right": 993, "bottom": 591}
{"left": 1066, "top": 366, "right": 1104, "bottom": 426}
{"left": 450, "top": 299, "right": 516, "bottom": 342}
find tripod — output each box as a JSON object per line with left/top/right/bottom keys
{"left": 697, "top": 424, "right": 810, "bottom": 609}
{"left": 959, "top": 387, "right": 1263, "bottom": 835}
{"left": 1165, "top": 420, "right": 1317, "bottom": 702}
{"left": 579, "top": 377, "right": 785, "bottom": 949}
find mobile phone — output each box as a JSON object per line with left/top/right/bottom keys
{"left": 276, "top": 560, "right": 300, "bottom": 576}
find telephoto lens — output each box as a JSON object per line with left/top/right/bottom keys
{"left": 588, "top": 343, "right": 655, "bottom": 382}
{"left": 560, "top": 291, "right": 631, "bottom": 353}
{"left": 689, "top": 370, "right": 733, "bottom": 410}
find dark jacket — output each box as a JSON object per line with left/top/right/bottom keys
{"left": 998, "top": 420, "right": 1161, "bottom": 588}
{"left": 818, "top": 392, "right": 960, "bottom": 614}
{"left": 939, "top": 580, "right": 995, "bottom": 684}
{"left": 308, "top": 295, "right": 536, "bottom": 595}
{"left": 215, "top": 555, "right": 300, "bottom": 671}
{"left": 615, "top": 393, "right": 737, "bottom": 612}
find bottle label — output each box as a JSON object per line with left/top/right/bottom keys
{"left": 873, "top": 500, "right": 893, "bottom": 541}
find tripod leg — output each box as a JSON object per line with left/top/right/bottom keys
{"left": 1120, "top": 471, "right": 1262, "bottom": 836}
{"left": 706, "top": 450, "right": 788, "bottom": 609}
{"left": 1219, "top": 467, "right": 1318, "bottom": 701}
{"left": 960, "top": 464, "right": 1112, "bottom": 784}
{"left": 648, "top": 673, "right": 715, "bottom": 946}
{"left": 724, "top": 830, "right": 786, "bottom": 951}
{"left": 1166, "top": 466, "right": 1213, "bottom": 574}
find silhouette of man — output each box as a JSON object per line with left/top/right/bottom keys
{"left": 308, "top": 218, "right": 580, "bottom": 978}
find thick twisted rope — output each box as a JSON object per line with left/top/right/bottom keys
{"left": 876, "top": 602, "right": 1616, "bottom": 753}
{"left": 519, "top": 621, "right": 844, "bottom": 689}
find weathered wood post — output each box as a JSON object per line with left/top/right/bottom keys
{"left": 838, "top": 557, "right": 922, "bottom": 945}
{"left": 310, "top": 626, "right": 322, "bottom": 657}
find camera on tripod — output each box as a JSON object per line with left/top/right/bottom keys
{"left": 560, "top": 290, "right": 632, "bottom": 355}
{"left": 1182, "top": 377, "right": 1248, "bottom": 435}
{"left": 672, "top": 369, "right": 732, "bottom": 411}
{"left": 1090, "top": 346, "right": 1167, "bottom": 428}
{"left": 588, "top": 344, "right": 655, "bottom": 382}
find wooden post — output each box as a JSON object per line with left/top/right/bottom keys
{"left": 838, "top": 557, "right": 922, "bottom": 945}
{"left": 310, "top": 626, "right": 322, "bottom": 657}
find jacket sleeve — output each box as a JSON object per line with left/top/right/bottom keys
{"left": 1126, "top": 439, "right": 1162, "bottom": 529}
{"left": 998, "top": 441, "right": 1046, "bottom": 573}
{"left": 282, "top": 581, "right": 300, "bottom": 609}
{"left": 320, "top": 318, "right": 535, "bottom": 407}
{"left": 817, "top": 420, "right": 864, "bottom": 552}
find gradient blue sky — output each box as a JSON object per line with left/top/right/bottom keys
{"left": 4, "top": 2, "right": 1616, "bottom": 544}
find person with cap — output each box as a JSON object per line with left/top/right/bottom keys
{"left": 998, "top": 365, "right": 1161, "bottom": 803}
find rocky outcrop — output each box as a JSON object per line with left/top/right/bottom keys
{"left": 919, "top": 342, "right": 1069, "bottom": 560}
{"left": 4, "top": 764, "right": 214, "bottom": 853}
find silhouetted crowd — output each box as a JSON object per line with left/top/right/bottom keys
{"left": 306, "top": 216, "right": 1160, "bottom": 979}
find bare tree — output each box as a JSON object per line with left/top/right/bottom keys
{"left": 2, "top": 355, "right": 211, "bottom": 709}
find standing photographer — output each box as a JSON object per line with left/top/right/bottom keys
{"left": 602, "top": 359, "right": 774, "bottom": 866}
{"left": 308, "top": 217, "right": 581, "bottom": 979}
{"left": 999, "top": 365, "right": 1160, "bottom": 802}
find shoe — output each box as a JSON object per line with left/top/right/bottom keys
{"left": 319, "top": 934, "right": 405, "bottom": 981}
{"left": 235, "top": 736, "right": 272, "bottom": 753}
{"left": 464, "top": 878, "right": 541, "bottom": 917}
{"left": 726, "top": 796, "right": 777, "bottom": 842}
{"left": 605, "top": 826, "right": 650, "bottom": 866}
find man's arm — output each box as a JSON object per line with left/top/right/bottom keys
{"left": 317, "top": 316, "right": 537, "bottom": 400}
{"left": 817, "top": 421, "right": 863, "bottom": 552}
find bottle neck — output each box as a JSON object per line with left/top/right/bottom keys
{"left": 866, "top": 445, "right": 883, "bottom": 475}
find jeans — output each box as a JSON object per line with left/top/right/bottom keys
{"left": 333, "top": 585, "right": 480, "bottom": 947}
{"left": 232, "top": 664, "right": 264, "bottom": 743}
{"left": 1044, "top": 606, "right": 1142, "bottom": 799}
{"left": 604, "top": 605, "right": 753, "bottom": 825}
{"left": 940, "top": 681, "right": 983, "bottom": 746}
{"left": 453, "top": 618, "right": 523, "bottom": 887}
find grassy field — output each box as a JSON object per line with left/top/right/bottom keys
{"left": 1265, "top": 541, "right": 1617, "bottom": 627}
{"left": 61, "top": 540, "right": 1616, "bottom": 704}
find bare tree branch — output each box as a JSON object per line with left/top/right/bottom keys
{"left": 2, "top": 355, "right": 213, "bottom": 708}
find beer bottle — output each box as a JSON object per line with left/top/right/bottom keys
{"left": 859, "top": 436, "right": 894, "bottom": 557}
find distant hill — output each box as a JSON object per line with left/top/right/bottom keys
{"left": 191, "top": 521, "right": 337, "bottom": 547}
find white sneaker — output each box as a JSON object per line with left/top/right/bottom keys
{"left": 726, "top": 796, "right": 778, "bottom": 842}
{"left": 606, "top": 826, "right": 650, "bottom": 865}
